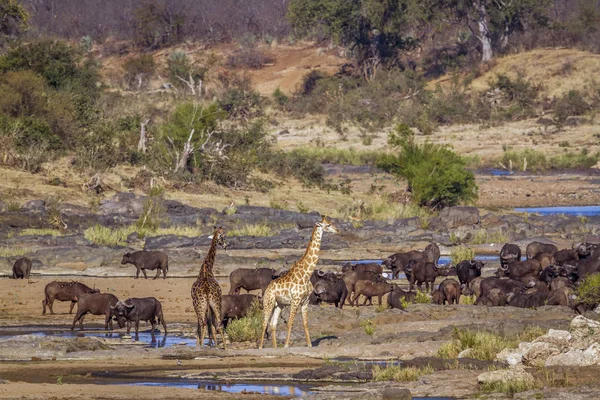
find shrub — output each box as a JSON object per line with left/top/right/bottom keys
{"left": 414, "top": 291, "right": 432, "bottom": 303}
{"left": 225, "top": 46, "right": 274, "bottom": 69}
{"left": 450, "top": 246, "right": 475, "bottom": 265}
{"left": 272, "top": 88, "right": 289, "bottom": 108}
{"left": 133, "top": 0, "right": 185, "bottom": 48}
{"left": 372, "top": 365, "right": 434, "bottom": 382}
{"left": 228, "top": 223, "right": 273, "bottom": 237}
{"left": 479, "top": 378, "right": 536, "bottom": 394}
{"left": 218, "top": 79, "right": 264, "bottom": 120}
{"left": 576, "top": 273, "right": 600, "bottom": 307}
{"left": 379, "top": 124, "right": 478, "bottom": 209}
{"left": 123, "top": 54, "right": 155, "bottom": 89}
{"left": 360, "top": 319, "right": 375, "bottom": 335}
{"left": 225, "top": 299, "right": 263, "bottom": 342}
{"left": 136, "top": 186, "right": 167, "bottom": 236}
{"left": 84, "top": 225, "right": 134, "bottom": 246}
{"left": 553, "top": 90, "right": 591, "bottom": 125}
{"left": 263, "top": 149, "right": 325, "bottom": 187}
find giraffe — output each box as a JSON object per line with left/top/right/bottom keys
{"left": 191, "top": 226, "right": 227, "bottom": 349}
{"left": 258, "top": 215, "right": 339, "bottom": 349}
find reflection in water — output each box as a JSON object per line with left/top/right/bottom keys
{"left": 131, "top": 381, "right": 310, "bottom": 396}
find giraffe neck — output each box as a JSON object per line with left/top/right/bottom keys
{"left": 200, "top": 233, "right": 219, "bottom": 277}
{"left": 293, "top": 224, "right": 324, "bottom": 276}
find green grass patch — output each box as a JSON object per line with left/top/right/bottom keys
{"left": 228, "top": 223, "right": 274, "bottom": 237}
{"left": 289, "top": 147, "right": 385, "bottom": 166}
{"left": 338, "top": 198, "right": 434, "bottom": 222}
{"left": 18, "top": 228, "right": 67, "bottom": 237}
{"left": 225, "top": 300, "right": 263, "bottom": 342}
{"left": 372, "top": 364, "right": 434, "bottom": 382}
{"left": 414, "top": 291, "right": 432, "bottom": 303}
{"left": 480, "top": 378, "right": 536, "bottom": 394}
{"left": 360, "top": 319, "right": 376, "bottom": 335}
{"left": 0, "top": 246, "right": 31, "bottom": 258}
{"left": 470, "top": 229, "right": 509, "bottom": 245}
{"left": 461, "top": 294, "right": 476, "bottom": 305}
{"left": 576, "top": 272, "right": 600, "bottom": 307}
{"left": 450, "top": 246, "right": 475, "bottom": 265}
{"left": 84, "top": 225, "right": 135, "bottom": 246}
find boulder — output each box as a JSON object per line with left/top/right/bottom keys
{"left": 99, "top": 192, "right": 145, "bottom": 216}
{"left": 496, "top": 348, "right": 523, "bottom": 366}
{"left": 21, "top": 200, "right": 46, "bottom": 212}
{"left": 570, "top": 315, "right": 600, "bottom": 344}
{"left": 533, "top": 329, "right": 571, "bottom": 350}
{"left": 522, "top": 341, "right": 561, "bottom": 367}
{"left": 544, "top": 343, "right": 600, "bottom": 367}
{"left": 477, "top": 366, "right": 534, "bottom": 385}
{"left": 438, "top": 206, "right": 480, "bottom": 229}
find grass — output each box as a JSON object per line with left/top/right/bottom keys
{"left": 84, "top": 225, "right": 135, "bottom": 246}
{"left": 0, "top": 246, "right": 31, "bottom": 257}
{"left": 372, "top": 364, "right": 434, "bottom": 382}
{"left": 450, "top": 246, "right": 475, "bottom": 265}
{"left": 470, "top": 229, "right": 509, "bottom": 245}
{"left": 461, "top": 294, "right": 476, "bottom": 305}
{"left": 18, "top": 228, "right": 67, "bottom": 237}
{"left": 360, "top": 319, "right": 376, "bottom": 335}
{"left": 498, "top": 148, "right": 599, "bottom": 172}
{"left": 337, "top": 198, "right": 433, "bottom": 222}
{"left": 576, "top": 273, "right": 600, "bottom": 307}
{"left": 414, "top": 291, "right": 432, "bottom": 303}
{"left": 437, "top": 327, "right": 546, "bottom": 361}
{"left": 228, "top": 223, "right": 274, "bottom": 237}
{"left": 480, "top": 378, "right": 536, "bottom": 394}
{"left": 290, "top": 147, "right": 386, "bottom": 166}
{"left": 225, "top": 300, "right": 263, "bottom": 342}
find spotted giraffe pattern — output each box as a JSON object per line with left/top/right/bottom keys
{"left": 191, "top": 226, "right": 227, "bottom": 349}
{"left": 259, "top": 215, "right": 339, "bottom": 349}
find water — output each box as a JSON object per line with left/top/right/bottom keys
{"left": 0, "top": 328, "right": 202, "bottom": 348}
{"left": 514, "top": 205, "right": 600, "bottom": 217}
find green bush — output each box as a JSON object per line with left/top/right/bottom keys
{"left": 450, "top": 246, "right": 475, "bottom": 265}
{"left": 272, "top": 88, "right": 289, "bottom": 108}
{"left": 123, "top": 54, "right": 155, "bottom": 89}
{"left": 554, "top": 90, "right": 591, "bottom": 125}
{"left": 136, "top": 186, "right": 167, "bottom": 236}
{"left": 378, "top": 124, "right": 478, "bottom": 209}
{"left": 263, "top": 149, "right": 325, "bottom": 187}
{"left": 133, "top": 0, "right": 185, "bottom": 48}
{"left": 576, "top": 273, "right": 600, "bottom": 307}
{"left": 225, "top": 299, "right": 263, "bottom": 342}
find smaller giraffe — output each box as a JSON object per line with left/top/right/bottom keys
{"left": 191, "top": 226, "right": 228, "bottom": 349}
{"left": 259, "top": 215, "right": 339, "bottom": 349}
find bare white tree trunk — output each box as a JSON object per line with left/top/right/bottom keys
{"left": 174, "top": 129, "right": 195, "bottom": 172}
{"left": 138, "top": 119, "right": 150, "bottom": 154}
{"left": 176, "top": 71, "right": 202, "bottom": 97}
{"left": 474, "top": 1, "right": 493, "bottom": 62}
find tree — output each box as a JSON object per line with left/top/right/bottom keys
{"left": 0, "top": 0, "right": 28, "bottom": 45}
{"left": 378, "top": 124, "right": 477, "bottom": 209}
{"left": 288, "top": 0, "right": 417, "bottom": 80}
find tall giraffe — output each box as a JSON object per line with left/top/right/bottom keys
{"left": 191, "top": 226, "right": 227, "bottom": 349}
{"left": 259, "top": 215, "right": 339, "bottom": 349}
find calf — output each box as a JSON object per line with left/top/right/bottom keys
{"left": 387, "top": 285, "right": 416, "bottom": 309}
{"left": 71, "top": 292, "right": 119, "bottom": 330}
{"left": 477, "top": 288, "right": 507, "bottom": 307}
{"left": 462, "top": 276, "right": 484, "bottom": 298}
{"left": 12, "top": 257, "right": 32, "bottom": 279}
{"left": 229, "top": 268, "right": 280, "bottom": 295}
{"left": 406, "top": 261, "right": 453, "bottom": 292}
{"left": 121, "top": 251, "right": 168, "bottom": 279}
{"left": 111, "top": 297, "right": 167, "bottom": 336}
{"left": 42, "top": 281, "right": 99, "bottom": 315}
{"left": 431, "top": 289, "right": 444, "bottom": 305}
{"left": 439, "top": 278, "right": 461, "bottom": 305}
{"left": 351, "top": 280, "right": 394, "bottom": 306}
{"left": 343, "top": 270, "right": 387, "bottom": 305}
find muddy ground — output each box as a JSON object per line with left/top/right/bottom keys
{"left": 1, "top": 276, "right": 598, "bottom": 399}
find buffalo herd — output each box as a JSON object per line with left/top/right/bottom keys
{"left": 10, "top": 238, "right": 600, "bottom": 341}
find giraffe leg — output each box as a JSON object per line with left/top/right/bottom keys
{"left": 193, "top": 297, "right": 208, "bottom": 347}
{"left": 283, "top": 300, "right": 300, "bottom": 348}
{"left": 209, "top": 299, "right": 227, "bottom": 350}
{"left": 300, "top": 302, "right": 312, "bottom": 347}
{"left": 270, "top": 306, "right": 282, "bottom": 349}
{"left": 259, "top": 290, "right": 276, "bottom": 349}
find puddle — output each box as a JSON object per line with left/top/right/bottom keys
{"left": 514, "top": 206, "right": 600, "bottom": 217}
{"left": 0, "top": 327, "right": 203, "bottom": 348}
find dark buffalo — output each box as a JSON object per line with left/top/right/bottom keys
{"left": 111, "top": 297, "right": 167, "bottom": 336}
{"left": 229, "top": 268, "right": 280, "bottom": 295}
{"left": 342, "top": 270, "right": 387, "bottom": 304}
{"left": 121, "top": 251, "right": 168, "bottom": 279}
{"left": 387, "top": 285, "right": 416, "bottom": 309}
{"left": 221, "top": 294, "right": 259, "bottom": 327}
{"left": 462, "top": 276, "right": 484, "bottom": 297}
{"left": 567, "top": 257, "right": 600, "bottom": 280}
{"left": 456, "top": 259, "right": 484, "bottom": 286}
{"left": 11, "top": 257, "right": 32, "bottom": 279}
{"left": 539, "top": 265, "right": 560, "bottom": 285}
{"left": 432, "top": 289, "right": 444, "bottom": 305}
{"left": 71, "top": 292, "right": 119, "bottom": 330}
{"left": 383, "top": 250, "right": 425, "bottom": 279}
{"left": 42, "top": 281, "right": 99, "bottom": 315}
{"left": 554, "top": 249, "right": 579, "bottom": 266}
{"left": 546, "top": 288, "right": 570, "bottom": 307}
{"left": 351, "top": 280, "right": 394, "bottom": 306}
{"left": 439, "top": 278, "right": 461, "bottom": 305}
{"left": 312, "top": 273, "right": 348, "bottom": 309}
{"left": 341, "top": 262, "right": 383, "bottom": 275}
{"left": 526, "top": 241, "right": 558, "bottom": 259}
{"left": 406, "top": 261, "right": 454, "bottom": 292}
{"left": 475, "top": 287, "right": 507, "bottom": 307}
{"left": 479, "top": 277, "right": 526, "bottom": 299}
{"left": 507, "top": 291, "right": 548, "bottom": 309}
{"left": 500, "top": 243, "right": 522, "bottom": 268}
{"left": 424, "top": 243, "right": 441, "bottom": 265}
{"left": 550, "top": 277, "right": 573, "bottom": 291}
{"left": 497, "top": 259, "right": 542, "bottom": 279}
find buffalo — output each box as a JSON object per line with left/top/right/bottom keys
{"left": 480, "top": 277, "right": 526, "bottom": 299}
{"left": 351, "top": 280, "right": 394, "bottom": 306}
{"left": 550, "top": 277, "right": 573, "bottom": 291}
{"left": 500, "top": 243, "right": 522, "bottom": 268}
{"left": 229, "top": 268, "right": 281, "bottom": 295}
{"left": 383, "top": 250, "right": 424, "bottom": 279}
{"left": 71, "top": 292, "right": 119, "bottom": 330}
{"left": 526, "top": 241, "right": 558, "bottom": 259}
{"left": 566, "top": 257, "right": 600, "bottom": 280}
{"left": 387, "top": 285, "right": 416, "bottom": 309}
{"left": 121, "top": 251, "right": 168, "bottom": 279}
{"left": 432, "top": 289, "right": 444, "bottom": 305}
{"left": 311, "top": 272, "right": 348, "bottom": 309}
{"left": 341, "top": 262, "right": 383, "bottom": 275}
{"left": 507, "top": 291, "right": 548, "bottom": 309}
{"left": 42, "top": 281, "right": 99, "bottom": 315}
{"left": 406, "top": 261, "right": 454, "bottom": 292}
{"left": 554, "top": 249, "right": 579, "bottom": 266}
{"left": 342, "top": 270, "right": 387, "bottom": 305}
{"left": 456, "top": 259, "right": 484, "bottom": 286}
{"left": 475, "top": 287, "right": 507, "bottom": 307}
{"left": 497, "top": 259, "right": 542, "bottom": 279}
{"left": 11, "top": 257, "right": 32, "bottom": 279}
{"left": 424, "top": 243, "right": 441, "bottom": 265}
{"left": 438, "top": 278, "right": 461, "bottom": 305}
{"left": 532, "top": 253, "right": 556, "bottom": 269}
{"left": 111, "top": 297, "right": 167, "bottom": 337}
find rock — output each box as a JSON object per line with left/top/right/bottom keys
{"left": 21, "top": 200, "right": 46, "bottom": 213}
{"left": 571, "top": 315, "right": 600, "bottom": 335}
{"left": 99, "top": 192, "right": 145, "bottom": 216}
{"left": 438, "top": 206, "right": 480, "bottom": 229}
{"left": 381, "top": 388, "right": 412, "bottom": 400}
{"left": 477, "top": 366, "right": 534, "bottom": 385}
{"left": 545, "top": 349, "right": 592, "bottom": 367}
{"left": 523, "top": 341, "right": 561, "bottom": 367}
{"left": 533, "top": 329, "right": 571, "bottom": 349}
{"left": 457, "top": 348, "right": 475, "bottom": 358}
{"left": 496, "top": 348, "right": 523, "bottom": 366}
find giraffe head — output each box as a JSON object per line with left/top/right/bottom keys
{"left": 210, "top": 226, "right": 228, "bottom": 250}
{"left": 316, "top": 215, "right": 340, "bottom": 234}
